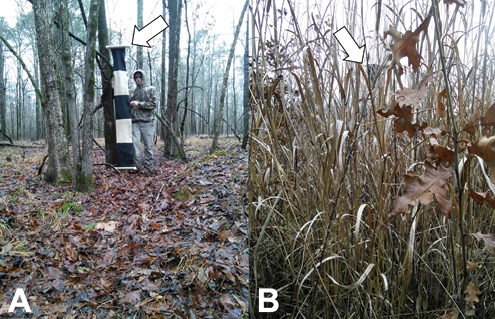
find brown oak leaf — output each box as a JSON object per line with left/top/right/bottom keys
{"left": 466, "top": 189, "right": 495, "bottom": 209}
{"left": 464, "top": 282, "right": 481, "bottom": 308}
{"left": 394, "top": 73, "right": 434, "bottom": 107}
{"left": 427, "top": 138, "right": 455, "bottom": 167}
{"left": 437, "top": 89, "right": 447, "bottom": 117}
{"left": 468, "top": 136, "right": 495, "bottom": 183}
{"left": 377, "top": 101, "right": 416, "bottom": 137}
{"left": 481, "top": 102, "right": 495, "bottom": 136}
{"left": 462, "top": 110, "right": 481, "bottom": 135}
{"left": 471, "top": 232, "right": 495, "bottom": 253}
{"left": 123, "top": 290, "right": 142, "bottom": 304}
{"left": 389, "top": 161, "right": 454, "bottom": 218}
{"left": 423, "top": 126, "right": 446, "bottom": 138}
{"left": 384, "top": 16, "right": 431, "bottom": 76}
{"left": 467, "top": 261, "right": 480, "bottom": 273}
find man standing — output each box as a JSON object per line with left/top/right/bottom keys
{"left": 129, "top": 70, "right": 157, "bottom": 174}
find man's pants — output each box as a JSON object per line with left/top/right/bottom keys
{"left": 132, "top": 121, "right": 154, "bottom": 170}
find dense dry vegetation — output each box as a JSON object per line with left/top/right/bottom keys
{"left": 249, "top": 0, "right": 495, "bottom": 318}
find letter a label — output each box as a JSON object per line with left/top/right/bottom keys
{"left": 8, "top": 288, "right": 32, "bottom": 313}
{"left": 259, "top": 288, "right": 279, "bottom": 312}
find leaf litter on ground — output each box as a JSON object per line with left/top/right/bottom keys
{"left": 0, "top": 138, "right": 248, "bottom": 318}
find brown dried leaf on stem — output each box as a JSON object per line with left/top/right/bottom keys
{"left": 437, "top": 89, "right": 447, "bottom": 117}
{"left": 389, "top": 161, "right": 454, "bottom": 218}
{"left": 462, "top": 110, "right": 481, "bottom": 135}
{"left": 481, "top": 102, "right": 495, "bottom": 136}
{"left": 464, "top": 282, "right": 481, "bottom": 308}
{"left": 471, "top": 232, "right": 495, "bottom": 253}
{"left": 394, "top": 73, "right": 434, "bottom": 107}
{"left": 466, "top": 189, "right": 495, "bottom": 209}
{"left": 384, "top": 16, "right": 431, "bottom": 76}
{"left": 427, "top": 138, "right": 455, "bottom": 167}
{"left": 468, "top": 136, "right": 495, "bottom": 183}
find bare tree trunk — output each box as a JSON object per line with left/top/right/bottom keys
{"left": 136, "top": 0, "right": 143, "bottom": 70}
{"left": 241, "top": 10, "right": 249, "bottom": 149}
{"left": 98, "top": 0, "right": 117, "bottom": 165}
{"left": 33, "top": 0, "right": 73, "bottom": 183}
{"left": 163, "top": 0, "right": 182, "bottom": 156}
{"left": 210, "top": 0, "right": 248, "bottom": 154}
{"left": 0, "top": 42, "right": 6, "bottom": 141}
{"left": 180, "top": 0, "right": 192, "bottom": 148}
{"left": 34, "top": 48, "right": 42, "bottom": 140}
{"left": 59, "top": 0, "right": 80, "bottom": 176}
{"left": 159, "top": 0, "right": 167, "bottom": 141}
{"left": 76, "top": 0, "right": 100, "bottom": 192}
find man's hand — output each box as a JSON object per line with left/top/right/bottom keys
{"left": 130, "top": 101, "right": 139, "bottom": 107}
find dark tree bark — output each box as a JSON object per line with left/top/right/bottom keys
{"left": 98, "top": 0, "right": 117, "bottom": 165}
{"left": 241, "top": 10, "right": 249, "bottom": 149}
{"left": 210, "top": 0, "right": 248, "bottom": 154}
{"left": 0, "top": 42, "right": 6, "bottom": 141}
{"left": 32, "top": 0, "right": 73, "bottom": 183}
{"left": 180, "top": 0, "right": 192, "bottom": 147}
{"left": 76, "top": 0, "right": 100, "bottom": 192}
{"left": 163, "top": 0, "right": 182, "bottom": 156}
{"left": 160, "top": 0, "right": 167, "bottom": 141}
{"left": 59, "top": 0, "right": 80, "bottom": 176}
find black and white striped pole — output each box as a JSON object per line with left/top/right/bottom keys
{"left": 106, "top": 45, "right": 135, "bottom": 170}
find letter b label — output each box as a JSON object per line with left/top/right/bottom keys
{"left": 259, "top": 288, "right": 279, "bottom": 312}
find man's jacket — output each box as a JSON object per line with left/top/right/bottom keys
{"left": 129, "top": 69, "right": 157, "bottom": 122}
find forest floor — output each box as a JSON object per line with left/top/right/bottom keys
{"left": 0, "top": 135, "right": 248, "bottom": 319}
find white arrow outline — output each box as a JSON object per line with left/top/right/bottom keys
{"left": 333, "top": 26, "right": 366, "bottom": 63}
{"left": 132, "top": 15, "right": 169, "bottom": 48}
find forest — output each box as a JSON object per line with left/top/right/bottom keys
{"left": 249, "top": 0, "right": 495, "bottom": 318}
{"left": 2, "top": 0, "right": 495, "bottom": 318}
{"left": 1, "top": 0, "right": 249, "bottom": 317}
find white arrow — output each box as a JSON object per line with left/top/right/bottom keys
{"left": 132, "top": 15, "right": 169, "bottom": 48}
{"left": 333, "top": 27, "right": 366, "bottom": 63}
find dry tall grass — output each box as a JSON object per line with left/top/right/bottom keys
{"left": 249, "top": 0, "right": 495, "bottom": 318}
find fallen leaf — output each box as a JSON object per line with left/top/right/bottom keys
{"left": 95, "top": 221, "right": 118, "bottom": 232}
{"left": 123, "top": 290, "right": 141, "bottom": 304}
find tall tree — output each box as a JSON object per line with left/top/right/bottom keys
{"left": 136, "top": 0, "right": 144, "bottom": 69}
{"left": 163, "top": 0, "right": 182, "bottom": 156}
{"left": 241, "top": 10, "right": 249, "bottom": 149}
{"left": 180, "top": 0, "right": 192, "bottom": 147}
{"left": 59, "top": 0, "right": 80, "bottom": 178}
{"left": 210, "top": 0, "right": 248, "bottom": 154}
{"left": 32, "top": 0, "right": 73, "bottom": 183}
{"left": 159, "top": 0, "right": 167, "bottom": 141}
{"left": 76, "top": 0, "right": 100, "bottom": 192}
{"left": 98, "top": 0, "right": 117, "bottom": 164}
{"left": 0, "top": 40, "right": 6, "bottom": 141}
